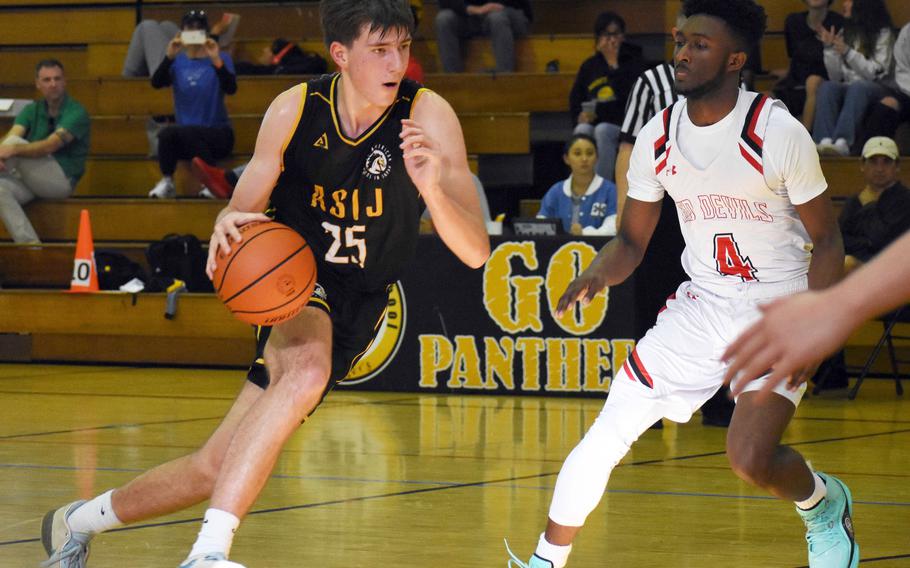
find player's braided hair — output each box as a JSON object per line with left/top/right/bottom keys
{"left": 682, "top": 0, "right": 767, "bottom": 50}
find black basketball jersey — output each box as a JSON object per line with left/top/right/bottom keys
{"left": 271, "top": 74, "right": 427, "bottom": 292}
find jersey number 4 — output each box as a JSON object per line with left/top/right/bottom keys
{"left": 713, "top": 233, "right": 758, "bottom": 282}
{"left": 322, "top": 222, "right": 366, "bottom": 268}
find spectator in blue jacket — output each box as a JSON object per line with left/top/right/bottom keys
{"left": 148, "top": 9, "right": 237, "bottom": 198}
{"left": 538, "top": 134, "right": 617, "bottom": 236}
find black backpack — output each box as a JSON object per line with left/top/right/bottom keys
{"left": 145, "top": 234, "right": 213, "bottom": 292}
{"left": 95, "top": 250, "right": 147, "bottom": 291}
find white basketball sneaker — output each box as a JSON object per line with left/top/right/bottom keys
{"left": 40, "top": 501, "right": 91, "bottom": 568}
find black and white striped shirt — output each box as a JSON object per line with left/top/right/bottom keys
{"left": 620, "top": 62, "right": 680, "bottom": 144}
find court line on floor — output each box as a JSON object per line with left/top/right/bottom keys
{"left": 0, "top": 396, "right": 421, "bottom": 441}
{"left": 0, "top": 416, "right": 223, "bottom": 441}
{"left": 0, "top": 366, "right": 136, "bottom": 382}
{"left": 797, "top": 552, "right": 910, "bottom": 566}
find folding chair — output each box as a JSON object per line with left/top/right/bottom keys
{"left": 847, "top": 304, "right": 909, "bottom": 399}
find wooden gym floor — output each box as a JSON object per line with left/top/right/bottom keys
{"left": 0, "top": 363, "right": 907, "bottom": 567}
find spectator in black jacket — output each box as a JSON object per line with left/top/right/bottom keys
{"left": 772, "top": 0, "right": 845, "bottom": 130}
{"left": 435, "top": 0, "right": 532, "bottom": 73}
{"left": 840, "top": 136, "right": 910, "bottom": 272}
{"left": 569, "top": 11, "right": 644, "bottom": 182}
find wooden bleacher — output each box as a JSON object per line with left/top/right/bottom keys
{"left": 0, "top": 199, "right": 221, "bottom": 242}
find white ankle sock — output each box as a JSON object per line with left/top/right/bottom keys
{"left": 188, "top": 508, "right": 240, "bottom": 559}
{"left": 796, "top": 473, "right": 828, "bottom": 510}
{"left": 535, "top": 533, "right": 572, "bottom": 568}
{"left": 68, "top": 489, "right": 123, "bottom": 535}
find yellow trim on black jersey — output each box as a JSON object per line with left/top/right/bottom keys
{"left": 409, "top": 87, "right": 432, "bottom": 119}
{"left": 307, "top": 295, "right": 331, "bottom": 312}
{"left": 310, "top": 91, "right": 331, "bottom": 105}
{"left": 279, "top": 83, "right": 307, "bottom": 172}
{"left": 329, "top": 74, "right": 398, "bottom": 147}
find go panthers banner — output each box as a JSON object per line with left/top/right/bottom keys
{"left": 337, "top": 236, "right": 638, "bottom": 398}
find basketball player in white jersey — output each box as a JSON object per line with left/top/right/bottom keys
{"left": 506, "top": 1, "right": 857, "bottom": 567}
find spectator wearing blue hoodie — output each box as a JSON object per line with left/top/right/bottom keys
{"left": 538, "top": 134, "right": 617, "bottom": 236}
{"left": 148, "top": 9, "right": 237, "bottom": 198}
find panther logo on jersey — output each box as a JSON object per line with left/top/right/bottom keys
{"left": 363, "top": 144, "right": 392, "bottom": 181}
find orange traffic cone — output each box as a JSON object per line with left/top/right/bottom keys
{"left": 69, "top": 208, "right": 99, "bottom": 293}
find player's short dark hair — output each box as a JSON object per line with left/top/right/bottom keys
{"left": 35, "top": 59, "right": 64, "bottom": 76}
{"left": 682, "top": 0, "right": 766, "bottom": 50}
{"left": 594, "top": 11, "right": 626, "bottom": 37}
{"left": 320, "top": 0, "right": 415, "bottom": 48}
{"left": 564, "top": 133, "right": 598, "bottom": 156}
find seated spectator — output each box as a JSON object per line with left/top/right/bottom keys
{"left": 859, "top": 22, "right": 910, "bottom": 145}
{"left": 538, "top": 134, "right": 616, "bottom": 236}
{"left": 0, "top": 59, "right": 89, "bottom": 243}
{"left": 123, "top": 11, "right": 239, "bottom": 78}
{"left": 148, "top": 10, "right": 237, "bottom": 199}
{"left": 420, "top": 174, "right": 491, "bottom": 233}
{"left": 570, "top": 11, "right": 643, "bottom": 182}
{"left": 772, "top": 0, "right": 845, "bottom": 131}
{"left": 813, "top": 0, "right": 894, "bottom": 156}
{"left": 233, "top": 39, "right": 328, "bottom": 76}
{"left": 435, "top": 0, "right": 532, "bottom": 73}
{"left": 840, "top": 136, "right": 910, "bottom": 272}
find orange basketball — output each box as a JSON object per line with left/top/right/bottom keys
{"left": 212, "top": 221, "right": 317, "bottom": 326}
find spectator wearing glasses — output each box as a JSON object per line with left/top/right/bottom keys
{"left": 0, "top": 59, "right": 89, "bottom": 243}
{"left": 148, "top": 10, "right": 237, "bottom": 198}
{"left": 569, "top": 11, "right": 644, "bottom": 182}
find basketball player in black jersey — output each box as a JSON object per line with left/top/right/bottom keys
{"left": 39, "top": 2, "right": 489, "bottom": 567}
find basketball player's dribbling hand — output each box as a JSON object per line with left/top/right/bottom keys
{"left": 206, "top": 210, "right": 271, "bottom": 279}
{"left": 400, "top": 119, "right": 442, "bottom": 197}
{"left": 722, "top": 290, "right": 851, "bottom": 398}
{"left": 555, "top": 270, "right": 607, "bottom": 318}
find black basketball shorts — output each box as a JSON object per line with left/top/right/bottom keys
{"left": 246, "top": 280, "right": 391, "bottom": 392}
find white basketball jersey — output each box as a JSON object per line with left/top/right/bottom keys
{"left": 628, "top": 91, "right": 828, "bottom": 296}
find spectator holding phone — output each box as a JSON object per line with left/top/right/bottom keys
{"left": 123, "top": 11, "right": 240, "bottom": 78}
{"left": 148, "top": 10, "right": 237, "bottom": 198}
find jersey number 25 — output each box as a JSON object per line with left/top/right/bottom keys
{"left": 322, "top": 221, "right": 366, "bottom": 268}
{"left": 713, "top": 233, "right": 757, "bottom": 282}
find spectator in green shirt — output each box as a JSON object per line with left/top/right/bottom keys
{"left": 0, "top": 59, "right": 90, "bottom": 243}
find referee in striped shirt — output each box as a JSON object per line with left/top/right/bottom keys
{"left": 615, "top": 13, "right": 734, "bottom": 426}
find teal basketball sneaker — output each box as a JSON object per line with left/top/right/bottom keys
{"left": 797, "top": 473, "right": 859, "bottom": 568}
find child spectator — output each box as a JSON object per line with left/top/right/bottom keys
{"left": 538, "top": 134, "right": 616, "bottom": 236}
